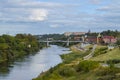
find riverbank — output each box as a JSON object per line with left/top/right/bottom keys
{"left": 0, "top": 34, "right": 45, "bottom": 64}
{"left": 33, "top": 44, "right": 120, "bottom": 80}
{"left": 0, "top": 45, "right": 70, "bottom": 80}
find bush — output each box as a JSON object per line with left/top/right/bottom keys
{"left": 94, "top": 47, "right": 108, "bottom": 57}
{"left": 89, "top": 47, "right": 93, "bottom": 50}
{"left": 107, "top": 59, "right": 120, "bottom": 64}
{"left": 59, "top": 66, "right": 76, "bottom": 77}
{"left": 97, "top": 67, "right": 120, "bottom": 76}
{"left": 76, "top": 60, "right": 99, "bottom": 72}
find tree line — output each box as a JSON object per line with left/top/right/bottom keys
{"left": 0, "top": 34, "right": 44, "bottom": 63}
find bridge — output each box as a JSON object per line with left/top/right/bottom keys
{"left": 39, "top": 38, "right": 84, "bottom": 46}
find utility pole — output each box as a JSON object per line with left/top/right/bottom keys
{"left": 82, "top": 36, "right": 85, "bottom": 42}
{"left": 67, "top": 37, "right": 70, "bottom": 46}
{"left": 47, "top": 38, "right": 49, "bottom": 47}
{"left": 97, "top": 33, "right": 101, "bottom": 44}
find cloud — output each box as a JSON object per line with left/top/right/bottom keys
{"left": 95, "top": 1, "right": 120, "bottom": 26}
{"left": 50, "top": 24, "right": 59, "bottom": 28}
{"left": 29, "top": 9, "right": 48, "bottom": 21}
{"left": 0, "top": 8, "right": 48, "bottom": 22}
{"left": 0, "top": 0, "right": 120, "bottom": 35}
{"left": 0, "top": 0, "right": 79, "bottom": 22}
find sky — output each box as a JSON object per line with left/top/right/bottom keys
{"left": 0, "top": 0, "right": 120, "bottom": 35}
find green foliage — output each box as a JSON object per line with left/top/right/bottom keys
{"left": 59, "top": 66, "right": 76, "bottom": 77}
{"left": 0, "top": 37, "right": 5, "bottom": 43}
{"left": 61, "top": 52, "right": 81, "bottom": 63}
{"left": 94, "top": 47, "right": 108, "bottom": 57}
{"left": 107, "top": 59, "right": 120, "bottom": 64}
{"left": 116, "top": 39, "right": 120, "bottom": 50}
{"left": 89, "top": 47, "right": 93, "bottom": 50}
{"left": 33, "top": 45, "right": 120, "bottom": 80}
{"left": 0, "top": 34, "right": 42, "bottom": 63}
{"left": 101, "top": 30, "right": 120, "bottom": 37}
{"left": 61, "top": 51, "right": 90, "bottom": 64}
{"left": 0, "top": 43, "right": 9, "bottom": 50}
{"left": 38, "top": 34, "right": 67, "bottom": 41}
{"left": 86, "top": 32, "right": 99, "bottom": 36}
{"left": 97, "top": 67, "right": 120, "bottom": 80}
{"left": 76, "top": 61, "right": 99, "bottom": 72}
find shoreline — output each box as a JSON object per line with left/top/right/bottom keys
{"left": 32, "top": 46, "right": 72, "bottom": 80}
{"left": 33, "top": 44, "right": 120, "bottom": 80}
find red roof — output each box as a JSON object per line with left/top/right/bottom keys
{"left": 103, "top": 36, "right": 115, "bottom": 39}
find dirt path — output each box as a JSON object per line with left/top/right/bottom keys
{"left": 83, "top": 44, "right": 97, "bottom": 60}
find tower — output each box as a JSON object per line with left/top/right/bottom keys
{"left": 97, "top": 33, "right": 101, "bottom": 44}
{"left": 88, "top": 29, "right": 91, "bottom": 34}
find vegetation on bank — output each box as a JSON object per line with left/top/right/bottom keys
{"left": 91, "top": 48, "right": 120, "bottom": 61}
{"left": 33, "top": 44, "right": 120, "bottom": 80}
{"left": 0, "top": 34, "right": 45, "bottom": 63}
{"left": 33, "top": 30, "right": 120, "bottom": 80}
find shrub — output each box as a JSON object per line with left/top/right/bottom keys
{"left": 97, "top": 67, "right": 120, "bottom": 76}
{"left": 59, "top": 66, "right": 76, "bottom": 77}
{"left": 107, "top": 59, "right": 120, "bottom": 64}
{"left": 94, "top": 47, "right": 108, "bottom": 57}
{"left": 89, "top": 47, "right": 93, "bottom": 50}
{"left": 76, "top": 60, "right": 99, "bottom": 72}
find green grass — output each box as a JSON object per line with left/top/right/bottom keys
{"left": 85, "top": 44, "right": 93, "bottom": 50}
{"left": 93, "top": 45, "right": 108, "bottom": 57}
{"left": 91, "top": 48, "right": 120, "bottom": 61}
{"left": 33, "top": 45, "right": 120, "bottom": 80}
{"left": 70, "top": 45, "right": 82, "bottom": 53}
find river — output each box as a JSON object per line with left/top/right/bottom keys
{"left": 0, "top": 45, "right": 71, "bottom": 80}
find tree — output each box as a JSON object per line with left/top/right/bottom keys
{"left": 0, "top": 37, "right": 5, "bottom": 43}
{"left": 116, "top": 39, "right": 120, "bottom": 49}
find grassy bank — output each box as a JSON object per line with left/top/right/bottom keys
{"left": 91, "top": 48, "right": 120, "bottom": 61}
{"left": 33, "top": 44, "right": 120, "bottom": 80}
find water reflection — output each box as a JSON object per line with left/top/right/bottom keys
{"left": 0, "top": 45, "right": 70, "bottom": 80}
{"left": 0, "top": 62, "right": 10, "bottom": 77}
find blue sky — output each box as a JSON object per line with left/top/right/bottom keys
{"left": 0, "top": 0, "right": 120, "bottom": 35}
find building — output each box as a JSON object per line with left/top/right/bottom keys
{"left": 85, "top": 36, "right": 117, "bottom": 44}
{"left": 64, "top": 32, "right": 86, "bottom": 36}
{"left": 102, "top": 36, "right": 117, "bottom": 44}
{"left": 85, "top": 36, "right": 102, "bottom": 44}
{"left": 74, "top": 37, "right": 82, "bottom": 41}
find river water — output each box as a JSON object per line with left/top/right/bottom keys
{"left": 0, "top": 45, "right": 70, "bottom": 80}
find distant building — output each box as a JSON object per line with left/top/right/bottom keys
{"left": 85, "top": 36, "right": 102, "bottom": 44}
{"left": 102, "top": 36, "right": 117, "bottom": 44}
{"left": 64, "top": 32, "right": 86, "bottom": 36}
{"left": 64, "top": 32, "right": 72, "bottom": 36}
{"left": 85, "top": 36, "right": 117, "bottom": 44}
{"left": 74, "top": 37, "right": 82, "bottom": 41}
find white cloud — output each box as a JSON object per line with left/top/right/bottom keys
{"left": 50, "top": 24, "right": 59, "bottom": 28}
{"left": 0, "top": 8, "right": 48, "bottom": 22}
{"left": 0, "top": 0, "right": 77, "bottom": 22}
{"left": 29, "top": 9, "right": 48, "bottom": 21}
{"left": 0, "top": 0, "right": 120, "bottom": 34}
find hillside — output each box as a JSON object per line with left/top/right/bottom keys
{"left": 33, "top": 44, "right": 120, "bottom": 80}
{"left": 91, "top": 48, "right": 120, "bottom": 61}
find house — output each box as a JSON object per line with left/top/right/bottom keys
{"left": 64, "top": 32, "right": 86, "bottom": 36}
{"left": 102, "top": 36, "right": 117, "bottom": 44}
{"left": 86, "top": 36, "right": 117, "bottom": 44}
{"left": 85, "top": 36, "right": 102, "bottom": 44}
{"left": 74, "top": 37, "right": 82, "bottom": 41}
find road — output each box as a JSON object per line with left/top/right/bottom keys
{"left": 83, "top": 44, "right": 97, "bottom": 60}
